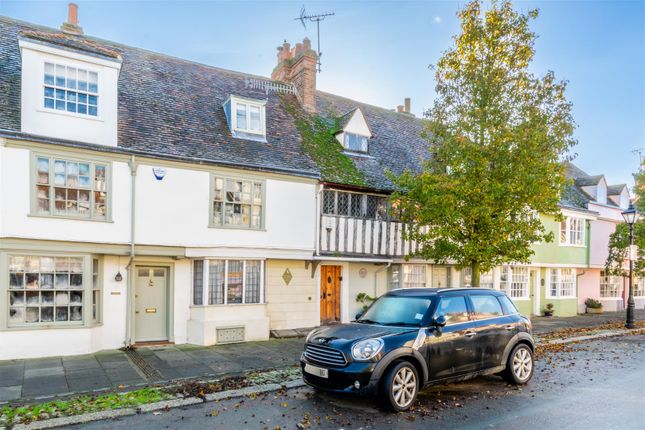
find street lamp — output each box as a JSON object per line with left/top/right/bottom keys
{"left": 622, "top": 203, "right": 640, "bottom": 329}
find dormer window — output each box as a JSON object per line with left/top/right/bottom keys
{"left": 344, "top": 133, "right": 368, "bottom": 152}
{"left": 44, "top": 62, "right": 98, "bottom": 117}
{"left": 224, "top": 96, "right": 266, "bottom": 140}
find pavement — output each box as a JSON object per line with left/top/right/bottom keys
{"left": 0, "top": 309, "right": 643, "bottom": 404}
{"left": 71, "top": 334, "right": 645, "bottom": 430}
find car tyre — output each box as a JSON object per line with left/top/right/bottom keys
{"left": 503, "top": 343, "right": 534, "bottom": 385}
{"left": 380, "top": 360, "right": 419, "bottom": 412}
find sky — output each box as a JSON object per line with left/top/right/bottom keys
{"left": 1, "top": 0, "right": 643, "bottom": 189}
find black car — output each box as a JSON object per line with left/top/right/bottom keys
{"left": 301, "top": 288, "right": 534, "bottom": 411}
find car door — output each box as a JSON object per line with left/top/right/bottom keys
{"left": 425, "top": 295, "right": 479, "bottom": 380}
{"left": 468, "top": 294, "right": 515, "bottom": 369}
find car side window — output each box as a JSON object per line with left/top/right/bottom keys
{"left": 497, "top": 295, "right": 518, "bottom": 315}
{"left": 470, "top": 294, "right": 504, "bottom": 319}
{"left": 434, "top": 296, "right": 470, "bottom": 325}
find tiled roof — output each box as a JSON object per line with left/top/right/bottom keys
{"left": 316, "top": 92, "right": 430, "bottom": 191}
{"left": 0, "top": 16, "right": 320, "bottom": 178}
{"left": 607, "top": 184, "right": 627, "bottom": 195}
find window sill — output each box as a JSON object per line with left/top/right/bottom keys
{"left": 599, "top": 297, "right": 623, "bottom": 300}
{"left": 207, "top": 224, "right": 266, "bottom": 231}
{"left": 2, "top": 322, "right": 103, "bottom": 332}
{"left": 510, "top": 297, "right": 531, "bottom": 301}
{"left": 28, "top": 213, "right": 114, "bottom": 223}
{"left": 545, "top": 296, "right": 577, "bottom": 300}
{"left": 38, "top": 107, "right": 104, "bottom": 122}
{"left": 190, "top": 302, "right": 266, "bottom": 308}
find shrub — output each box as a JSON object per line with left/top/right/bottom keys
{"left": 584, "top": 298, "right": 602, "bottom": 309}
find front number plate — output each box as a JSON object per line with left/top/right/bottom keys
{"left": 304, "top": 364, "right": 328, "bottom": 378}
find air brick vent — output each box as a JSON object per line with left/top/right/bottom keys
{"left": 216, "top": 326, "right": 245, "bottom": 344}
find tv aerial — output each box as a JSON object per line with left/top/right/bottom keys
{"left": 295, "top": 5, "right": 335, "bottom": 72}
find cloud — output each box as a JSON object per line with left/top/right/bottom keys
{"left": 433, "top": 16, "right": 442, "bottom": 24}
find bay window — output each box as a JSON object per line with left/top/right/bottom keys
{"left": 192, "top": 259, "right": 264, "bottom": 305}
{"left": 6, "top": 255, "right": 98, "bottom": 328}
{"left": 560, "top": 217, "right": 585, "bottom": 246}
{"left": 33, "top": 154, "right": 110, "bottom": 221}
{"left": 547, "top": 268, "right": 576, "bottom": 298}
{"left": 211, "top": 176, "right": 264, "bottom": 229}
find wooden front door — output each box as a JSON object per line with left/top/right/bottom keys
{"left": 320, "top": 265, "right": 341, "bottom": 324}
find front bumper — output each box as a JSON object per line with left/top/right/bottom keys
{"left": 300, "top": 354, "right": 380, "bottom": 397}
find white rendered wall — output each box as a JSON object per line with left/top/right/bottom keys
{"left": 20, "top": 41, "right": 120, "bottom": 147}
{"left": 265, "top": 260, "right": 318, "bottom": 330}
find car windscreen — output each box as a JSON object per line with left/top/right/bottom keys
{"left": 358, "top": 296, "right": 432, "bottom": 326}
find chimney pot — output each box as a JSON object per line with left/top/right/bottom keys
{"left": 303, "top": 37, "right": 311, "bottom": 50}
{"left": 271, "top": 38, "right": 318, "bottom": 113}
{"left": 404, "top": 97, "right": 411, "bottom": 113}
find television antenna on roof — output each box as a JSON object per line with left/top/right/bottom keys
{"left": 295, "top": 5, "right": 335, "bottom": 72}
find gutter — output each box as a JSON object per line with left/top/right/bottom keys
{"left": 125, "top": 155, "right": 137, "bottom": 346}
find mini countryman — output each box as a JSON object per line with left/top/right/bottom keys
{"left": 301, "top": 288, "right": 534, "bottom": 411}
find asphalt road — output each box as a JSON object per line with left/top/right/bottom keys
{"left": 75, "top": 334, "right": 645, "bottom": 430}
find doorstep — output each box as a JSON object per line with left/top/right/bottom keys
{"left": 270, "top": 327, "right": 316, "bottom": 339}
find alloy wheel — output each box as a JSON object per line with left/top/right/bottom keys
{"left": 512, "top": 347, "right": 533, "bottom": 381}
{"left": 392, "top": 366, "right": 417, "bottom": 408}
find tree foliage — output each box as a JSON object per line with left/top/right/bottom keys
{"left": 605, "top": 169, "right": 644, "bottom": 277}
{"left": 392, "top": 0, "right": 576, "bottom": 286}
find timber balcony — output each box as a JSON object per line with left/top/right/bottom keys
{"left": 318, "top": 214, "right": 421, "bottom": 258}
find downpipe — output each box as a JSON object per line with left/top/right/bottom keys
{"left": 125, "top": 155, "right": 137, "bottom": 346}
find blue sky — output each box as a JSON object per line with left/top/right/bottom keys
{"left": 1, "top": 0, "right": 643, "bottom": 188}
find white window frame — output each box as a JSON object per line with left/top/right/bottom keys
{"left": 401, "top": 264, "right": 427, "bottom": 289}
{"left": 559, "top": 217, "right": 586, "bottom": 247}
{"left": 500, "top": 266, "right": 530, "bottom": 300}
{"left": 547, "top": 268, "right": 577, "bottom": 299}
{"left": 192, "top": 259, "right": 265, "bottom": 306}
{"left": 229, "top": 96, "right": 267, "bottom": 137}
{"left": 635, "top": 277, "right": 645, "bottom": 298}
{"left": 600, "top": 271, "right": 622, "bottom": 298}
{"left": 42, "top": 60, "right": 100, "bottom": 119}
{"left": 461, "top": 267, "right": 494, "bottom": 289}
{"left": 343, "top": 133, "right": 369, "bottom": 153}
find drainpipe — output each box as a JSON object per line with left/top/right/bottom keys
{"left": 314, "top": 184, "right": 324, "bottom": 256}
{"left": 374, "top": 262, "right": 391, "bottom": 298}
{"left": 125, "top": 155, "right": 137, "bottom": 346}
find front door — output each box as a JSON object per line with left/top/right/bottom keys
{"left": 135, "top": 267, "right": 168, "bottom": 342}
{"left": 320, "top": 265, "right": 341, "bottom": 324}
{"left": 531, "top": 270, "right": 541, "bottom": 316}
{"left": 432, "top": 266, "right": 449, "bottom": 288}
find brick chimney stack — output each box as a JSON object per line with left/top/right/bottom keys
{"left": 404, "top": 97, "right": 411, "bottom": 114}
{"left": 271, "top": 38, "right": 318, "bottom": 113}
{"left": 61, "top": 2, "right": 83, "bottom": 35}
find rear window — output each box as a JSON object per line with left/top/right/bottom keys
{"left": 497, "top": 294, "right": 518, "bottom": 315}
{"left": 470, "top": 294, "right": 504, "bottom": 319}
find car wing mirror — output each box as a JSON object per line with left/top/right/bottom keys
{"left": 355, "top": 311, "right": 363, "bottom": 320}
{"left": 433, "top": 315, "right": 447, "bottom": 328}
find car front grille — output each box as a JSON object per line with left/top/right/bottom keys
{"left": 304, "top": 344, "right": 347, "bottom": 367}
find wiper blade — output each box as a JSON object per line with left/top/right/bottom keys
{"left": 356, "top": 319, "right": 378, "bottom": 324}
{"left": 381, "top": 322, "right": 419, "bottom": 327}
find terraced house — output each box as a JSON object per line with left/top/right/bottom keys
{"left": 0, "top": 6, "right": 632, "bottom": 360}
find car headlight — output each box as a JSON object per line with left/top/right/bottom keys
{"left": 351, "top": 338, "right": 384, "bottom": 361}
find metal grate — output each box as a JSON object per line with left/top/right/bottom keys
{"left": 217, "top": 326, "right": 245, "bottom": 344}
{"left": 123, "top": 348, "right": 163, "bottom": 381}
{"left": 304, "top": 344, "right": 347, "bottom": 367}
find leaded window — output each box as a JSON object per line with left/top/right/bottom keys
{"left": 547, "top": 268, "right": 576, "bottom": 298}
{"left": 8, "top": 256, "right": 85, "bottom": 326}
{"left": 600, "top": 271, "right": 622, "bottom": 298}
{"left": 500, "top": 266, "right": 529, "bottom": 298}
{"left": 44, "top": 62, "right": 98, "bottom": 116}
{"left": 192, "top": 259, "right": 264, "bottom": 305}
{"left": 212, "top": 176, "right": 264, "bottom": 229}
{"left": 34, "top": 155, "right": 109, "bottom": 220}
{"left": 321, "top": 190, "right": 389, "bottom": 220}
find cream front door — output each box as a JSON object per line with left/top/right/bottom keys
{"left": 432, "top": 267, "right": 449, "bottom": 288}
{"left": 135, "top": 267, "right": 168, "bottom": 342}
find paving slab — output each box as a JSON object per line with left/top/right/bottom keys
{"left": 0, "top": 385, "right": 21, "bottom": 402}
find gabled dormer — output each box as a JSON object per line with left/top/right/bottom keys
{"left": 223, "top": 95, "right": 267, "bottom": 142}
{"left": 608, "top": 184, "right": 630, "bottom": 209}
{"left": 334, "top": 107, "right": 372, "bottom": 154}
{"left": 18, "top": 4, "right": 122, "bottom": 146}
{"left": 575, "top": 174, "right": 606, "bottom": 204}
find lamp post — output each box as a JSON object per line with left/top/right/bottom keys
{"left": 622, "top": 203, "right": 640, "bottom": 329}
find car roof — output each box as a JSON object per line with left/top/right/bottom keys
{"left": 385, "top": 288, "right": 505, "bottom": 298}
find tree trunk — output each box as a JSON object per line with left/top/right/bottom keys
{"left": 471, "top": 261, "right": 481, "bottom": 288}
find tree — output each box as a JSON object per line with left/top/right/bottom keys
{"left": 605, "top": 169, "right": 644, "bottom": 278}
{"left": 392, "top": 0, "right": 576, "bottom": 287}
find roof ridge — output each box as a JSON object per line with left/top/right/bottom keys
{"left": 317, "top": 89, "right": 426, "bottom": 123}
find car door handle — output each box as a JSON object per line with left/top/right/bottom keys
{"left": 505, "top": 325, "right": 514, "bottom": 331}
{"left": 464, "top": 331, "right": 476, "bottom": 338}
